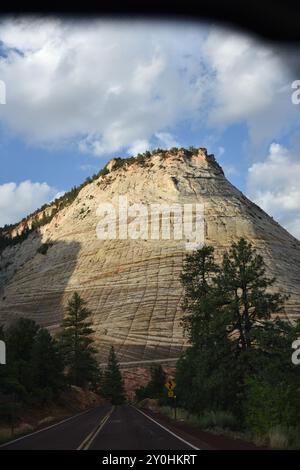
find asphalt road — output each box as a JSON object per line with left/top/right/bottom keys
{"left": 0, "top": 405, "right": 112, "bottom": 450}
{"left": 0, "top": 405, "right": 198, "bottom": 450}
{"left": 89, "top": 405, "right": 197, "bottom": 450}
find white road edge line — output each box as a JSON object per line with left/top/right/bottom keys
{"left": 132, "top": 406, "right": 200, "bottom": 451}
{"left": 0, "top": 407, "right": 97, "bottom": 448}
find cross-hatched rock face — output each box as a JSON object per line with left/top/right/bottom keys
{"left": 0, "top": 148, "right": 300, "bottom": 363}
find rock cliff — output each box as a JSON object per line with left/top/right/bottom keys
{"left": 0, "top": 148, "right": 299, "bottom": 363}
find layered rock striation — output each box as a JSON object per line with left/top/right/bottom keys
{"left": 0, "top": 148, "right": 299, "bottom": 363}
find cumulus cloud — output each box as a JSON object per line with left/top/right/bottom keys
{"left": 202, "top": 30, "right": 299, "bottom": 150}
{"left": 127, "top": 139, "right": 150, "bottom": 155}
{"left": 204, "top": 31, "right": 283, "bottom": 122}
{"left": 247, "top": 143, "right": 300, "bottom": 239}
{"left": 0, "top": 180, "right": 59, "bottom": 227}
{"left": 0, "top": 18, "right": 297, "bottom": 156}
{"left": 155, "top": 132, "right": 180, "bottom": 149}
{"left": 0, "top": 18, "right": 206, "bottom": 155}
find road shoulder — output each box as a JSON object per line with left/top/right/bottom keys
{"left": 136, "top": 406, "right": 264, "bottom": 450}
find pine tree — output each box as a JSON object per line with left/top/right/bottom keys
{"left": 178, "top": 245, "right": 231, "bottom": 412}
{"left": 58, "top": 292, "right": 100, "bottom": 389}
{"left": 6, "top": 318, "right": 40, "bottom": 394}
{"left": 102, "top": 346, "right": 125, "bottom": 405}
{"left": 217, "top": 238, "right": 287, "bottom": 354}
{"left": 135, "top": 365, "right": 166, "bottom": 401}
{"left": 147, "top": 365, "right": 166, "bottom": 398}
{"left": 1, "top": 318, "right": 66, "bottom": 406}
{"left": 180, "top": 245, "right": 220, "bottom": 346}
{"left": 176, "top": 238, "right": 295, "bottom": 418}
{"left": 30, "top": 329, "right": 64, "bottom": 402}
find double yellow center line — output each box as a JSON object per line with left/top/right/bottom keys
{"left": 77, "top": 406, "right": 114, "bottom": 450}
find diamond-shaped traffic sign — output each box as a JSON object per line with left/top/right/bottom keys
{"left": 165, "top": 379, "right": 176, "bottom": 391}
{"left": 168, "top": 390, "right": 174, "bottom": 398}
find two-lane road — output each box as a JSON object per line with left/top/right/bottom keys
{"left": 0, "top": 405, "right": 198, "bottom": 450}
{"left": 89, "top": 405, "right": 197, "bottom": 450}
{"left": 0, "top": 405, "right": 112, "bottom": 450}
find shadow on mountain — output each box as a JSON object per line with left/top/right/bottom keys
{"left": 97, "top": 339, "right": 185, "bottom": 367}
{"left": 0, "top": 230, "right": 81, "bottom": 332}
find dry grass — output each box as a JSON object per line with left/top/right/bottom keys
{"left": 0, "top": 423, "right": 34, "bottom": 444}
{"left": 267, "top": 426, "right": 289, "bottom": 449}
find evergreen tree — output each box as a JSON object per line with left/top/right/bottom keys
{"left": 58, "top": 292, "right": 100, "bottom": 389}
{"left": 135, "top": 365, "right": 166, "bottom": 401}
{"left": 176, "top": 238, "right": 299, "bottom": 423}
{"left": 217, "top": 238, "right": 287, "bottom": 354}
{"left": 180, "top": 245, "right": 220, "bottom": 345}
{"left": 147, "top": 365, "right": 166, "bottom": 398}
{"left": 178, "top": 245, "right": 230, "bottom": 412}
{"left": 0, "top": 318, "right": 66, "bottom": 408}
{"left": 30, "top": 329, "right": 65, "bottom": 403}
{"left": 5, "top": 318, "right": 40, "bottom": 395}
{"left": 102, "top": 346, "right": 125, "bottom": 405}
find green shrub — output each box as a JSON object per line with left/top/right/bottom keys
{"left": 99, "top": 167, "right": 109, "bottom": 176}
{"left": 197, "top": 410, "right": 239, "bottom": 431}
{"left": 135, "top": 385, "right": 149, "bottom": 402}
{"left": 243, "top": 376, "right": 296, "bottom": 436}
{"left": 255, "top": 425, "right": 300, "bottom": 449}
{"left": 158, "top": 405, "right": 174, "bottom": 419}
{"left": 158, "top": 406, "right": 239, "bottom": 432}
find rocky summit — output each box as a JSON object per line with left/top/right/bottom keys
{"left": 0, "top": 148, "right": 300, "bottom": 364}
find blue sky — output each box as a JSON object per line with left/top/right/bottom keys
{"left": 0, "top": 18, "right": 299, "bottom": 238}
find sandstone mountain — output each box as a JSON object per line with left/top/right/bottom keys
{"left": 0, "top": 148, "right": 299, "bottom": 364}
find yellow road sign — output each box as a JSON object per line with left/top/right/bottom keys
{"left": 165, "top": 379, "right": 176, "bottom": 391}
{"left": 168, "top": 391, "right": 174, "bottom": 398}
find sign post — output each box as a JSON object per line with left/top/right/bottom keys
{"left": 164, "top": 379, "right": 177, "bottom": 420}
{"left": 174, "top": 394, "right": 177, "bottom": 421}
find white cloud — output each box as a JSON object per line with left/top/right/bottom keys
{"left": 0, "top": 19, "right": 297, "bottom": 157}
{"left": 202, "top": 29, "right": 298, "bottom": 150}
{"left": 127, "top": 139, "right": 150, "bottom": 155}
{"left": 0, "top": 180, "right": 58, "bottom": 227}
{"left": 52, "top": 191, "right": 65, "bottom": 200}
{"left": 204, "top": 32, "right": 283, "bottom": 123}
{"left": 247, "top": 143, "right": 300, "bottom": 239}
{"left": 155, "top": 132, "right": 180, "bottom": 149}
{"left": 0, "top": 18, "right": 206, "bottom": 156}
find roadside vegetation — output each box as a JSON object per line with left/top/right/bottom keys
{"left": 101, "top": 346, "right": 126, "bottom": 405}
{"left": 57, "top": 292, "right": 100, "bottom": 391}
{"left": 0, "top": 293, "right": 102, "bottom": 440}
{"left": 0, "top": 291, "right": 128, "bottom": 442}
{"left": 136, "top": 238, "right": 300, "bottom": 449}
{"left": 135, "top": 365, "right": 167, "bottom": 403}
